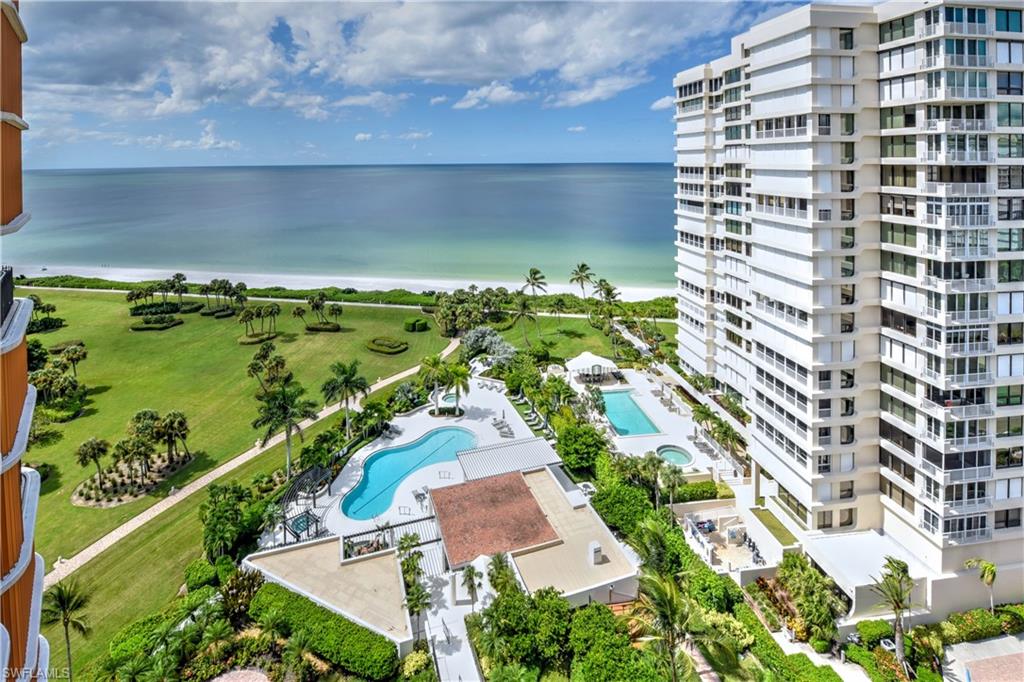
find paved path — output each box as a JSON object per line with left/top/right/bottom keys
{"left": 944, "top": 633, "right": 1024, "bottom": 682}
{"left": 43, "top": 337, "right": 460, "bottom": 588}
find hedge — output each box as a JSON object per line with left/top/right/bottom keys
{"left": 184, "top": 558, "right": 218, "bottom": 591}
{"left": 590, "top": 484, "right": 651, "bottom": 536}
{"left": 108, "top": 613, "right": 165, "bottom": 665}
{"left": 129, "top": 301, "right": 181, "bottom": 317}
{"left": 403, "top": 317, "right": 429, "bottom": 332}
{"left": 47, "top": 339, "right": 86, "bottom": 355}
{"left": 366, "top": 336, "right": 409, "bottom": 355}
{"left": 27, "top": 317, "right": 65, "bottom": 334}
{"left": 857, "top": 619, "right": 894, "bottom": 649}
{"left": 249, "top": 583, "right": 398, "bottom": 680}
{"left": 212, "top": 308, "right": 236, "bottom": 319}
{"left": 674, "top": 480, "right": 717, "bottom": 503}
{"left": 200, "top": 305, "right": 233, "bottom": 316}
{"left": 130, "top": 316, "right": 183, "bottom": 331}
{"left": 305, "top": 321, "right": 341, "bottom": 332}
{"left": 734, "top": 603, "right": 841, "bottom": 682}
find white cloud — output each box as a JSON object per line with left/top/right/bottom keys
{"left": 354, "top": 132, "right": 373, "bottom": 142}
{"left": 453, "top": 81, "right": 532, "bottom": 110}
{"left": 429, "top": 95, "right": 449, "bottom": 106}
{"left": 398, "top": 131, "right": 432, "bottom": 141}
{"left": 548, "top": 74, "right": 649, "bottom": 108}
{"left": 28, "top": 119, "right": 240, "bottom": 152}
{"left": 567, "top": 126, "right": 586, "bottom": 133}
{"left": 333, "top": 91, "right": 412, "bottom": 114}
{"left": 649, "top": 95, "right": 674, "bottom": 111}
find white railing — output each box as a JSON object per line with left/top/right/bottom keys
{"left": 921, "top": 276, "right": 995, "bottom": 292}
{"left": 920, "top": 150, "right": 995, "bottom": 163}
{"left": 947, "top": 340, "right": 994, "bottom": 355}
{"left": 753, "top": 300, "right": 808, "bottom": 329}
{"left": 947, "top": 496, "right": 992, "bottom": 510}
{"left": 754, "top": 349, "right": 809, "bottom": 385}
{"left": 925, "top": 86, "right": 993, "bottom": 100}
{"left": 922, "top": 213, "right": 994, "bottom": 228}
{"left": 922, "top": 54, "right": 994, "bottom": 69}
{"left": 925, "top": 399, "right": 994, "bottom": 419}
{"left": 921, "top": 244, "right": 993, "bottom": 259}
{"left": 947, "top": 309, "right": 994, "bottom": 324}
{"left": 944, "top": 527, "right": 992, "bottom": 544}
{"left": 948, "top": 370, "right": 993, "bottom": 386}
{"left": 922, "top": 118, "right": 992, "bottom": 132}
{"left": 754, "top": 127, "right": 807, "bottom": 139}
{"left": 944, "top": 21, "right": 994, "bottom": 36}
{"left": 948, "top": 433, "right": 994, "bottom": 449}
{"left": 922, "top": 181, "right": 996, "bottom": 196}
{"left": 754, "top": 204, "right": 808, "bottom": 219}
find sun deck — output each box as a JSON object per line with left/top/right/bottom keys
{"left": 245, "top": 538, "right": 411, "bottom": 644}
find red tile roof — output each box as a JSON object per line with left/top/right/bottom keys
{"left": 430, "top": 472, "right": 558, "bottom": 568}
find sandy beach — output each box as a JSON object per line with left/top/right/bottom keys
{"left": 11, "top": 264, "right": 675, "bottom": 302}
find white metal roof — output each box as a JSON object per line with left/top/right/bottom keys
{"left": 565, "top": 351, "right": 617, "bottom": 374}
{"left": 457, "top": 437, "right": 561, "bottom": 480}
{"left": 803, "top": 529, "right": 935, "bottom": 596}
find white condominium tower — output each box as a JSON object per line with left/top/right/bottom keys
{"left": 673, "top": 0, "right": 1023, "bottom": 619}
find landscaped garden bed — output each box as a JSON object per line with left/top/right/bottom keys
{"left": 130, "top": 314, "right": 183, "bottom": 331}
{"left": 366, "top": 335, "right": 409, "bottom": 354}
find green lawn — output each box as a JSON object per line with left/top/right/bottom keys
{"left": 39, "top": 415, "right": 338, "bottom": 677}
{"left": 19, "top": 288, "right": 448, "bottom": 563}
{"left": 750, "top": 507, "right": 798, "bottom": 547}
{"left": 499, "top": 316, "right": 615, "bottom": 360}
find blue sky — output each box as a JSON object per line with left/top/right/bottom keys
{"left": 22, "top": 1, "right": 797, "bottom": 169}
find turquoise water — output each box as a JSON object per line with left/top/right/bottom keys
{"left": 7, "top": 164, "right": 676, "bottom": 287}
{"left": 603, "top": 390, "right": 660, "bottom": 436}
{"left": 341, "top": 427, "right": 477, "bottom": 520}
{"left": 442, "top": 393, "right": 457, "bottom": 405}
{"left": 658, "top": 446, "right": 694, "bottom": 467}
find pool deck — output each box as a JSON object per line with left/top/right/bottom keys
{"left": 322, "top": 379, "right": 535, "bottom": 537}
{"left": 588, "top": 369, "right": 715, "bottom": 472}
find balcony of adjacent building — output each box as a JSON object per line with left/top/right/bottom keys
{"left": 920, "top": 364, "right": 994, "bottom": 390}
{"left": 918, "top": 117, "right": 993, "bottom": 133}
{"left": 920, "top": 456, "right": 993, "bottom": 488}
{"left": 920, "top": 19, "right": 995, "bottom": 38}
{"left": 919, "top": 389, "right": 994, "bottom": 421}
{"left": 919, "top": 242, "right": 995, "bottom": 260}
{"left": 921, "top": 180, "right": 997, "bottom": 196}
{"left": 923, "top": 86, "right": 994, "bottom": 102}
{"left": 919, "top": 148, "right": 996, "bottom": 164}
{"left": 918, "top": 427, "right": 995, "bottom": 452}
{"left": 920, "top": 275, "right": 996, "bottom": 294}
{"left": 920, "top": 212, "right": 995, "bottom": 228}
{"left": 920, "top": 53, "right": 995, "bottom": 70}
{"left": 921, "top": 306, "right": 995, "bottom": 327}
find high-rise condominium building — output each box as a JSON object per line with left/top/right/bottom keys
{"left": 1, "top": 0, "right": 50, "bottom": 679}
{"left": 673, "top": 0, "right": 1022, "bottom": 620}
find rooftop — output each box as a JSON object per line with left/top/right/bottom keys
{"left": 456, "top": 437, "right": 560, "bottom": 481}
{"left": 803, "top": 529, "right": 934, "bottom": 595}
{"left": 430, "top": 471, "right": 558, "bottom": 569}
{"left": 245, "top": 538, "right": 411, "bottom": 644}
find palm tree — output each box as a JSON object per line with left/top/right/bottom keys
{"left": 570, "top": 262, "right": 594, "bottom": 299}
{"left": 490, "top": 663, "right": 535, "bottom": 682}
{"left": 462, "top": 564, "right": 483, "bottom": 612}
{"left": 419, "top": 354, "right": 446, "bottom": 411}
{"left": 321, "top": 359, "right": 370, "bottom": 439}
{"left": 691, "top": 403, "right": 715, "bottom": 434}
{"left": 523, "top": 267, "right": 547, "bottom": 336}
{"left": 628, "top": 515, "right": 674, "bottom": 576}
{"left": 258, "top": 607, "right": 290, "bottom": 651}
{"left": 116, "top": 655, "right": 153, "bottom": 681}
{"left": 76, "top": 437, "right": 109, "bottom": 490}
{"left": 161, "top": 411, "right": 191, "bottom": 459}
{"left": 638, "top": 451, "right": 665, "bottom": 508}
{"left": 404, "top": 581, "right": 432, "bottom": 641}
{"left": 488, "top": 552, "right": 517, "bottom": 594}
{"left": 329, "top": 303, "right": 343, "bottom": 325}
{"left": 292, "top": 305, "right": 307, "bottom": 327}
{"left": 510, "top": 294, "right": 535, "bottom": 347}
{"left": 61, "top": 344, "right": 87, "bottom": 377}
{"left": 964, "top": 558, "right": 997, "bottom": 613}
{"left": 359, "top": 400, "right": 393, "bottom": 438}
{"left": 661, "top": 465, "right": 687, "bottom": 506}
{"left": 551, "top": 296, "right": 567, "bottom": 326}
{"left": 42, "top": 579, "right": 91, "bottom": 682}
{"left": 200, "top": 619, "right": 234, "bottom": 657}
{"left": 266, "top": 302, "right": 281, "bottom": 332}
{"left": 284, "top": 629, "right": 315, "bottom": 677}
{"left": 870, "top": 556, "right": 914, "bottom": 668}
{"left": 238, "top": 308, "right": 255, "bottom": 336}
{"left": 252, "top": 383, "right": 319, "bottom": 479}
{"left": 444, "top": 363, "right": 472, "bottom": 413}
{"left": 629, "top": 570, "right": 717, "bottom": 682}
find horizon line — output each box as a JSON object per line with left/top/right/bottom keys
{"left": 25, "top": 159, "right": 674, "bottom": 172}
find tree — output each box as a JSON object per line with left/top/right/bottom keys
{"left": 42, "top": 579, "right": 91, "bottom": 682}
{"left": 258, "top": 607, "right": 290, "bottom": 651}
{"left": 358, "top": 399, "right": 392, "bottom": 438}
{"left": 661, "top": 465, "right": 687, "bottom": 506}
{"left": 284, "top": 629, "right": 314, "bottom": 678}
{"left": 510, "top": 294, "right": 535, "bottom": 347}
{"left": 60, "top": 344, "right": 87, "bottom": 377}
{"left": 238, "top": 308, "right": 255, "bottom": 336}
{"left": 398, "top": 533, "right": 424, "bottom": 586}
{"left": 691, "top": 404, "right": 715, "bottom": 433}
{"left": 489, "top": 663, "right": 534, "bottom": 682}
{"left": 320, "top": 359, "right": 370, "bottom": 440}
{"left": 488, "top": 552, "right": 519, "bottom": 595}
{"left": 328, "top": 303, "right": 343, "bottom": 325}
{"left": 443, "top": 362, "right": 472, "bottom": 413}
{"left": 462, "top": 564, "right": 483, "bottom": 612}
{"left": 76, "top": 438, "right": 109, "bottom": 490}
{"left": 570, "top": 262, "right": 595, "bottom": 299}
{"left": 252, "top": 383, "right": 319, "bottom": 479}
{"left": 292, "top": 305, "right": 307, "bottom": 327}
{"left": 628, "top": 515, "right": 674, "bottom": 577}
{"left": 555, "top": 422, "right": 607, "bottom": 472}
{"left": 551, "top": 296, "right": 567, "bottom": 326}
{"left": 404, "top": 581, "right": 432, "bottom": 641}
{"left": 964, "top": 558, "right": 997, "bottom": 613}
{"left": 638, "top": 451, "right": 665, "bottom": 508}
{"left": 160, "top": 411, "right": 191, "bottom": 461}
{"left": 523, "top": 267, "right": 547, "bottom": 336}
{"left": 200, "top": 619, "right": 234, "bottom": 657}
{"left": 870, "top": 555, "right": 915, "bottom": 668}
{"left": 418, "top": 354, "right": 446, "bottom": 413}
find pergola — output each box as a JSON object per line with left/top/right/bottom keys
{"left": 565, "top": 351, "right": 617, "bottom": 383}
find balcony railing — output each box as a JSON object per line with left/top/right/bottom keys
{"left": 944, "top": 527, "right": 992, "bottom": 544}
{"left": 920, "top": 150, "right": 996, "bottom": 163}
{"left": 921, "top": 244, "right": 994, "bottom": 259}
{"left": 921, "top": 275, "right": 995, "bottom": 293}
{"left": 922, "top": 212, "right": 995, "bottom": 228}
{"left": 925, "top": 86, "right": 993, "bottom": 100}
{"left": 754, "top": 127, "right": 807, "bottom": 139}
{"left": 921, "top": 118, "right": 992, "bottom": 132}
{"left": 754, "top": 204, "right": 808, "bottom": 219}
{"left": 921, "top": 54, "right": 994, "bottom": 69}
{"left": 924, "top": 398, "right": 994, "bottom": 419}
{"left": 920, "top": 460, "right": 993, "bottom": 483}
{"left": 922, "top": 181, "right": 996, "bottom": 196}
{"left": 947, "top": 309, "right": 994, "bottom": 325}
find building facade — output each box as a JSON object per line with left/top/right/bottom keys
{"left": 673, "top": 0, "right": 1023, "bottom": 619}
{"left": 1, "top": 0, "right": 49, "bottom": 679}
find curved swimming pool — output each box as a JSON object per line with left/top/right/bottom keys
{"left": 341, "top": 427, "right": 477, "bottom": 521}
{"left": 658, "top": 445, "right": 694, "bottom": 468}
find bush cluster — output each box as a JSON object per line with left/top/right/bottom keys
{"left": 130, "top": 314, "right": 183, "bottom": 331}
{"left": 27, "top": 317, "right": 66, "bottom": 334}
{"left": 366, "top": 335, "right": 409, "bottom": 354}
{"left": 403, "top": 317, "right": 430, "bottom": 332}
{"left": 249, "top": 583, "right": 398, "bottom": 680}
{"left": 184, "top": 558, "right": 218, "bottom": 591}
{"left": 305, "top": 321, "right": 341, "bottom": 332}
{"left": 199, "top": 304, "right": 233, "bottom": 316}
{"left": 129, "top": 301, "right": 181, "bottom": 317}
{"left": 47, "top": 338, "right": 86, "bottom": 354}
{"left": 674, "top": 479, "right": 718, "bottom": 502}
{"left": 734, "top": 603, "right": 842, "bottom": 682}
{"left": 856, "top": 620, "right": 894, "bottom": 649}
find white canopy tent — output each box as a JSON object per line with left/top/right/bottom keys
{"left": 565, "top": 352, "right": 617, "bottom": 380}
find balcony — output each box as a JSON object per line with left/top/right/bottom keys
{"left": 920, "top": 244, "right": 994, "bottom": 259}
{"left": 921, "top": 275, "right": 996, "bottom": 293}
{"left": 924, "top": 86, "right": 994, "bottom": 101}
{"left": 921, "top": 118, "right": 993, "bottom": 132}
{"left": 923, "top": 398, "right": 994, "bottom": 420}
{"left": 921, "top": 54, "right": 994, "bottom": 69}
{"left": 922, "top": 213, "right": 995, "bottom": 228}
{"left": 948, "top": 433, "right": 995, "bottom": 450}
{"left": 943, "top": 527, "right": 992, "bottom": 545}
{"left": 947, "top": 309, "right": 994, "bottom": 325}
{"left": 676, "top": 173, "right": 705, "bottom": 182}
{"left": 919, "top": 150, "right": 996, "bottom": 164}
{"left": 922, "top": 181, "right": 996, "bottom": 196}
{"left": 754, "top": 204, "right": 808, "bottom": 220}
{"left": 754, "top": 127, "right": 807, "bottom": 140}
{"left": 920, "top": 459, "right": 993, "bottom": 484}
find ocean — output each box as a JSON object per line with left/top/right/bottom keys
{"left": 5, "top": 164, "right": 677, "bottom": 295}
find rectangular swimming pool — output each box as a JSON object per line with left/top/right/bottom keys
{"left": 602, "top": 389, "right": 660, "bottom": 436}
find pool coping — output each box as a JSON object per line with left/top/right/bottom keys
{"left": 656, "top": 444, "right": 696, "bottom": 467}
{"left": 339, "top": 423, "right": 478, "bottom": 521}
{"left": 601, "top": 387, "right": 663, "bottom": 437}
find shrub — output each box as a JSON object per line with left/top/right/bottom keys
{"left": 916, "top": 666, "right": 943, "bottom": 682}
{"left": 184, "top": 558, "right": 218, "bottom": 591}
{"left": 591, "top": 484, "right": 651, "bottom": 536}
{"left": 675, "top": 480, "right": 718, "bottom": 502}
{"left": 178, "top": 301, "right": 203, "bottom": 313}
{"left": 27, "top": 317, "right": 66, "bottom": 334}
{"left": 305, "top": 321, "right": 341, "bottom": 332}
{"left": 734, "top": 603, "right": 841, "bottom": 682}
{"left": 366, "top": 336, "right": 409, "bottom": 354}
{"left": 129, "top": 301, "right": 180, "bottom": 317}
{"left": 403, "top": 317, "right": 429, "bottom": 332}
{"left": 213, "top": 308, "right": 236, "bottom": 319}
{"left": 47, "top": 339, "right": 85, "bottom": 355}
{"left": 943, "top": 607, "right": 1003, "bottom": 644}
{"left": 249, "top": 583, "right": 398, "bottom": 679}
{"left": 811, "top": 638, "right": 832, "bottom": 654}
{"left": 554, "top": 423, "right": 607, "bottom": 472}
{"left": 108, "top": 613, "right": 165, "bottom": 665}
{"left": 999, "top": 603, "right": 1024, "bottom": 634}
{"left": 402, "top": 650, "right": 431, "bottom": 678}
{"left": 705, "top": 609, "right": 754, "bottom": 651}
{"left": 130, "top": 315, "right": 183, "bottom": 331}
{"left": 200, "top": 304, "right": 232, "bottom": 316}
{"left": 215, "top": 554, "right": 237, "bottom": 584}
{"left": 857, "top": 620, "right": 894, "bottom": 649}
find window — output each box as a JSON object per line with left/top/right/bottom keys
{"left": 999, "top": 103, "right": 1024, "bottom": 128}
{"left": 999, "top": 134, "right": 1024, "bottom": 158}
{"left": 995, "top": 509, "right": 1022, "bottom": 530}
{"left": 997, "top": 41, "right": 1024, "bottom": 64}
{"left": 998, "top": 385, "right": 1023, "bottom": 407}
{"left": 880, "top": 15, "right": 914, "bottom": 43}
{"left": 996, "top": 9, "right": 1023, "bottom": 33}
{"left": 839, "top": 29, "right": 854, "bottom": 50}
{"left": 998, "top": 446, "right": 1024, "bottom": 469}
{"left": 838, "top": 481, "right": 854, "bottom": 499}
{"left": 999, "top": 260, "right": 1024, "bottom": 283}
{"left": 1000, "top": 198, "right": 1024, "bottom": 220}
{"left": 997, "top": 416, "right": 1023, "bottom": 438}
{"left": 882, "top": 251, "right": 917, "bottom": 277}
{"left": 998, "top": 71, "right": 1024, "bottom": 95}
{"left": 725, "top": 125, "right": 743, "bottom": 140}
{"left": 1000, "top": 323, "right": 1024, "bottom": 345}
{"left": 999, "top": 167, "right": 1024, "bottom": 190}
{"left": 839, "top": 509, "right": 854, "bottom": 527}
{"left": 817, "top": 510, "right": 833, "bottom": 529}
{"left": 881, "top": 106, "right": 916, "bottom": 129}
{"left": 882, "top": 221, "right": 917, "bottom": 247}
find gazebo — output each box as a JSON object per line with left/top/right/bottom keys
{"left": 565, "top": 352, "right": 617, "bottom": 384}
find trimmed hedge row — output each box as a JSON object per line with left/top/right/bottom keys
{"left": 128, "top": 301, "right": 201, "bottom": 317}
{"left": 305, "top": 321, "right": 341, "bottom": 332}
{"left": 403, "top": 317, "right": 430, "bottom": 332}
{"left": 734, "top": 603, "right": 842, "bottom": 682}
{"left": 48, "top": 339, "right": 85, "bottom": 355}
{"left": 130, "top": 315, "right": 183, "bottom": 331}
{"left": 249, "top": 583, "right": 398, "bottom": 680}
{"left": 184, "top": 558, "right": 218, "bottom": 591}
{"left": 366, "top": 336, "right": 409, "bottom": 354}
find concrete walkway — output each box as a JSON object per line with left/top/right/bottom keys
{"left": 944, "top": 632, "right": 1024, "bottom": 682}
{"left": 43, "top": 337, "right": 460, "bottom": 588}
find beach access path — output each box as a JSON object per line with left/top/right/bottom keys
{"left": 42, "top": 337, "right": 461, "bottom": 588}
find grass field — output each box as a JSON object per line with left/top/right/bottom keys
{"left": 19, "top": 288, "right": 449, "bottom": 563}
{"left": 39, "top": 415, "right": 338, "bottom": 676}
{"left": 498, "top": 315, "right": 676, "bottom": 362}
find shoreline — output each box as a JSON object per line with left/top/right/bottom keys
{"left": 10, "top": 264, "right": 676, "bottom": 302}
